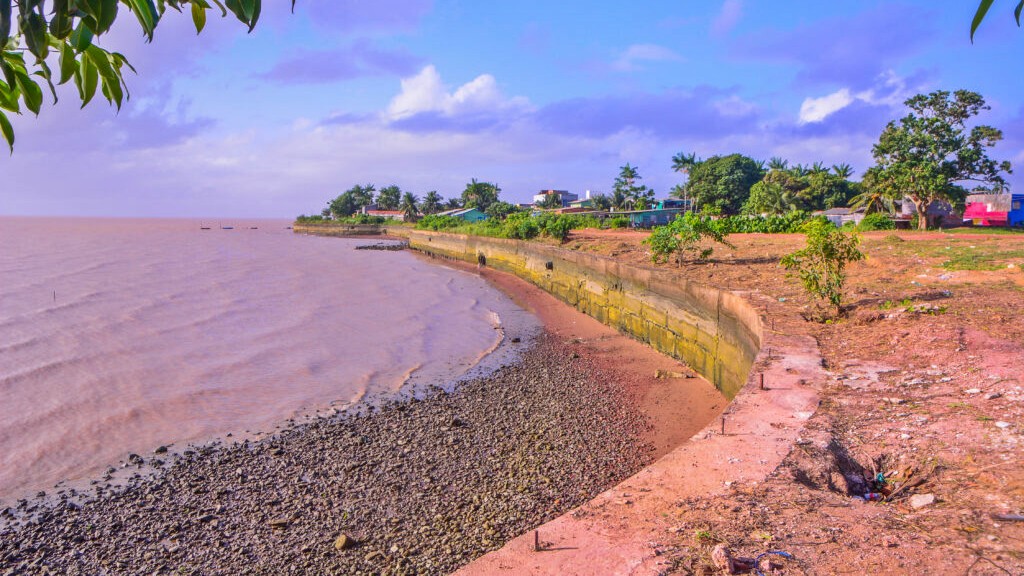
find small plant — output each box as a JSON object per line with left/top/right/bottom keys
{"left": 780, "top": 219, "right": 865, "bottom": 315}
{"left": 857, "top": 212, "right": 896, "bottom": 231}
{"left": 693, "top": 529, "right": 717, "bottom": 543}
{"left": 645, "top": 213, "right": 734, "bottom": 265}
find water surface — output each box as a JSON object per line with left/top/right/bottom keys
{"left": 0, "top": 217, "right": 535, "bottom": 498}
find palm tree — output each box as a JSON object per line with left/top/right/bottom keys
{"left": 831, "top": 163, "right": 854, "bottom": 179}
{"left": 768, "top": 156, "right": 789, "bottom": 171}
{"left": 671, "top": 152, "right": 700, "bottom": 174}
{"left": 419, "top": 191, "right": 443, "bottom": 215}
{"left": 400, "top": 192, "right": 420, "bottom": 222}
{"left": 591, "top": 193, "right": 612, "bottom": 211}
{"left": 849, "top": 189, "right": 896, "bottom": 215}
{"left": 810, "top": 161, "right": 828, "bottom": 174}
{"left": 444, "top": 198, "right": 463, "bottom": 210}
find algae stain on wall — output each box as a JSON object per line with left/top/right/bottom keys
{"left": 407, "top": 231, "right": 762, "bottom": 399}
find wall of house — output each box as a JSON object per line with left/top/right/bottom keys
{"left": 407, "top": 230, "right": 762, "bottom": 399}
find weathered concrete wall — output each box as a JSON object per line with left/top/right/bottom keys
{"left": 293, "top": 224, "right": 414, "bottom": 239}
{"left": 408, "top": 230, "right": 762, "bottom": 399}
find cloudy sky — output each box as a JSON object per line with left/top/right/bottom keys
{"left": 2, "top": 0, "right": 1022, "bottom": 217}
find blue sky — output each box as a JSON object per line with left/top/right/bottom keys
{"left": 2, "top": 0, "right": 1022, "bottom": 217}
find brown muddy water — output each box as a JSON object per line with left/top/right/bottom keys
{"left": 0, "top": 217, "right": 538, "bottom": 500}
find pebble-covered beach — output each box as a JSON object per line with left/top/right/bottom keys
{"left": 0, "top": 333, "right": 655, "bottom": 575}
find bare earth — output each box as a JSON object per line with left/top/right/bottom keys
{"left": 545, "top": 228, "right": 1024, "bottom": 575}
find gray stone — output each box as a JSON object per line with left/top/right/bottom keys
{"left": 910, "top": 494, "right": 936, "bottom": 509}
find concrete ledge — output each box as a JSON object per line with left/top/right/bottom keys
{"left": 400, "top": 230, "right": 824, "bottom": 575}
{"left": 408, "top": 230, "right": 767, "bottom": 400}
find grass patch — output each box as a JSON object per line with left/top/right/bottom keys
{"left": 942, "top": 252, "right": 1009, "bottom": 271}
{"left": 943, "top": 227, "right": 1024, "bottom": 235}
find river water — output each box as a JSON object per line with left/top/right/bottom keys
{"left": 0, "top": 217, "right": 537, "bottom": 499}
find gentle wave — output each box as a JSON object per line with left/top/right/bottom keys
{"left": 0, "top": 217, "right": 538, "bottom": 499}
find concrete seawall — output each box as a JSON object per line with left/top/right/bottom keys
{"left": 407, "top": 230, "right": 761, "bottom": 399}
{"left": 292, "top": 224, "right": 387, "bottom": 237}
{"left": 295, "top": 225, "right": 825, "bottom": 574}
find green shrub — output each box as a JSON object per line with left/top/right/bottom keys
{"left": 780, "top": 219, "right": 865, "bottom": 314}
{"left": 416, "top": 215, "right": 465, "bottom": 231}
{"left": 502, "top": 213, "right": 541, "bottom": 239}
{"left": 857, "top": 213, "right": 895, "bottom": 231}
{"left": 644, "top": 213, "right": 734, "bottom": 264}
{"left": 606, "top": 216, "right": 630, "bottom": 229}
{"left": 712, "top": 211, "right": 814, "bottom": 234}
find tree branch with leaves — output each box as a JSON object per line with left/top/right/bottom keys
{"left": 1, "top": 0, "right": 275, "bottom": 151}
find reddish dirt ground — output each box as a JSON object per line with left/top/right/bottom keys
{"left": 550, "top": 228, "right": 1024, "bottom": 575}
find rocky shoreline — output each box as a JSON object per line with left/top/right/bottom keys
{"left": 1, "top": 333, "right": 655, "bottom": 575}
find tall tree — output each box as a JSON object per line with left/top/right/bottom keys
{"left": 537, "top": 193, "right": 563, "bottom": 209}
{"left": 590, "top": 193, "right": 612, "bottom": 211}
{"left": 831, "top": 163, "right": 854, "bottom": 180}
{"left": 681, "top": 154, "right": 766, "bottom": 215}
{"left": 613, "top": 163, "right": 654, "bottom": 210}
{"left": 376, "top": 185, "right": 402, "bottom": 210}
{"left": 848, "top": 168, "right": 896, "bottom": 215}
{"left": 419, "top": 191, "right": 443, "bottom": 215}
{"left": 444, "top": 197, "right": 464, "bottom": 210}
{"left": 399, "top": 192, "right": 419, "bottom": 221}
{"left": 768, "top": 157, "right": 789, "bottom": 171}
{"left": 805, "top": 170, "right": 852, "bottom": 210}
{"left": 871, "top": 90, "right": 1012, "bottom": 230}
{"left": 0, "top": 0, "right": 268, "bottom": 151}
{"left": 485, "top": 201, "right": 519, "bottom": 220}
{"left": 671, "top": 152, "right": 699, "bottom": 175}
{"left": 329, "top": 184, "right": 376, "bottom": 218}
{"left": 460, "top": 179, "right": 501, "bottom": 212}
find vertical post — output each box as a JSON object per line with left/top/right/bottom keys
{"left": 759, "top": 373, "right": 765, "bottom": 390}
{"left": 534, "top": 530, "right": 540, "bottom": 552}
{"left": 721, "top": 416, "right": 726, "bottom": 435}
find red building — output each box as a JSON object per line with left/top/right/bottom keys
{"left": 963, "top": 193, "right": 1024, "bottom": 227}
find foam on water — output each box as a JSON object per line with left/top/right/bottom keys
{"left": 0, "top": 217, "right": 539, "bottom": 500}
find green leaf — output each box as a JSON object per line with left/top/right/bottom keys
{"left": 224, "top": 0, "right": 259, "bottom": 31}
{"left": 49, "top": 0, "right": 74, "bottom": 38}
{"left": 35, "top": 60, "right": 58, "bottom": 103}
{"left": 0, "top": 108, "right": 13, "bottom": 152}
{"left": 209, "top": 0, "right": 228, "bottom": 17}
{"left": 70, "top": 22, "right": 95, "bottom": 52}
{"left": 191, "top": 0, "right": 207, "bottom": 34}
{"left": 111, "top": 52, "right": 136, "bottom": 74}
{"left": 79, "top": 0, "right": 119, "bottom": 35}
{"left": 0, "top": 0, "right": 12, "bottom": 46}
{"left": 971, "top": 0, "right": 994, "bottom": 42}
{"left": 0, "top": 78, "right": 19, "bottom": 112}
{"left": 1016, "top": 1, "right": 1023, "bottom": 25}
{"left": 75, "top": 56, "right": 99, "bottom": 107}
{"left": 14, "top": 71, "right": 42, "bottom": 114}
{"left": 59, "top": 42, "right": 78, "bottom": 84}
{"left": 126, "top": 0, "right": 160, "bottom": 41}
{"left": 19, "top": 12, "right": 49, "bottom": 59}
{"left": 100, "top": 73, "right": 123, "bottom": 109}
{"left": 85, "top": 45, "right": 117, "bottom": 81}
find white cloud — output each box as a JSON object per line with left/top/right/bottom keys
{"left": 798, "top": 89, "right": 855, "bottom": 124}
{"left": 612, "top": 44, "right": 684, "bottom": 72}
{"left": 385, "top": 65, "right": 529, "bottom": 121}
{"left": 798, "top": 70, "right": 922, "bottom": 124}
{"left": 712, "top": 0, "right": 743, "bottom": 35}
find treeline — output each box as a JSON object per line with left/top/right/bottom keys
{"left": 296, "top": 180, "right": 510, "bottom": 222}
{"left": 666, "top": 89, "right": 1012, "bottom": 231}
